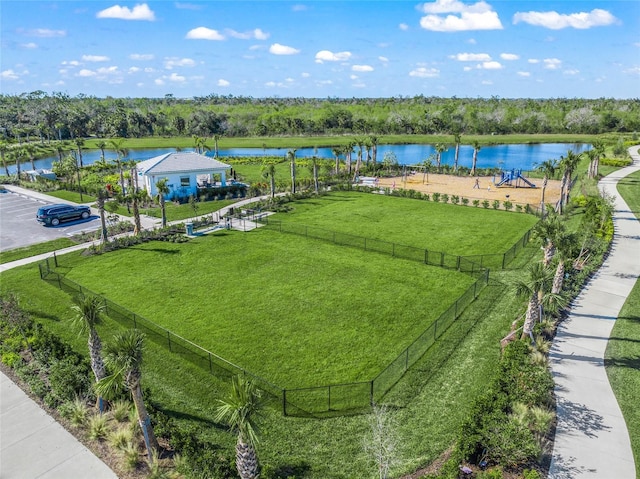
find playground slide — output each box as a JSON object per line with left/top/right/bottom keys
{"left": 496, "top": 169, "right": 535, "bottom": 188}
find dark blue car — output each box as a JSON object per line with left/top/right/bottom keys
{"left": 36, "top": 204, "right": 91, "bottom": 226}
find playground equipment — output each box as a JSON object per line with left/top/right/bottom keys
{"left": 496, "top": 169, "right": 535, "bottom": 188}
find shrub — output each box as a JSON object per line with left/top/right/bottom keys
{"left": 461, "top": 197, "right": 469, "bottom": 206}
{"left": 88, "top": 413, "right": 109, "bottom": 440}
{"left": 473, "top": 199, "right": 480, "bottom": 207}
{"left": 59, "top": 397, "right": 89, "bottom": 427}
{"left": 482, "top": 200, "right": 490, "bottom": 209}
{"left": 451, "top": 195, "right": 460, "bottom": 204}
{"left": 432, "top": 192, "right": 441, "bottom": 202}
{"left": 109, "top": 425, "right": 134, "bottom": 451}
{"left": 111, "top": 399, "right": 132, "bottom": 422}
{"left": 441, "top": 193, "right": 449, "bottom": 204}
{"left": 492, "top": 200, "right": 500, "bottom": 210}
{"left": 48, "top": 356, "right": 92, "bottom": 405}
{"left": 503, "top": 201, "right": 513, "bottom": 211}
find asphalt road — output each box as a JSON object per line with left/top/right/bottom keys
{"left": 0, "top": 189, "right": 101, "bottom": 252}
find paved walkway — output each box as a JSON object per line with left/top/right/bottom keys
{"left": 1, "top": 371, "right": 118, "bottom": 479}
{"left": 549, "top": 146, "right": 640, "bottom": 479}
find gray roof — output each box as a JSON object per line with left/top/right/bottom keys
{"left": 136, "top": 152, "right": 230, "bottom": 175}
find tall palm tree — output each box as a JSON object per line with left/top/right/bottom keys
{"left": 212, "top": 133, "right": 222, "bottom": 158}
{"left": 71, "top": 295, "right": 107, "bottom": 411}
{"left": 288, "top": 149, "right": 297, "bottom": 194}
{"left": 369, "top": 135, "right": 378, "bottom": 168}
{"left": 590, "top": 140, "right": 605, "bottom": 179}
{"left": 53, "top": 141, "right": 67, "bottom": 162}
{"left": 536, "top": 159, "right": 557, "bottom": 217}
{"left": 214, "top": 376, "right": 264, "bottom": 479}
{"left": 108, "top": 138, "right": 128, "bottom": 196}
{"left": 155, "top": 177, "right": 170, "bottom": 228}
{"left": 353, "top": 137, "right": 365, "bottom": 181}
{"left": 95, "top": 188, "right": 109, "bottom": 246}
{"left": 344, "top": 142, "right": 355, "bottom": 176}
{"left": 309, "top": 152, "right": 320, "bottom": 194}
{"left": 470, "top": 140, "right": 481, "bottom": 176}
{"left": 96, "top": 140, "right": 107, "bottom": 160}
{"left": 452, "top": 133, "right": 462, "bottom": 173}
{"left": 261, "top": 162, "right": 277, "bottom": 199}
{"left": 96, "top": 329, "right": 159, "bottom": 460}
{"left": 332, "top": 147, "right": 342, "bottom": 176}
{"left": 556, "top": 150, "right": 581, "bottom": 214}
{"left": 551, "top": 231, "right": 576, "bottom": 295}
{"left": 516, "top": 263, "right": 552, "bottom": 340}
{"left": 74, "top": 137, "right": 85, "bottom": 168}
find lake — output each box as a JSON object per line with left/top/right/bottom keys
{"left": 9, "top": 142, "right": 590, "bottom": 175}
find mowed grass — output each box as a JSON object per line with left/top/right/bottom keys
{"left": 63, "top": 229, "right": 474, "bottom": 388}
{"left": 270, "top": 191, "right": 539, "bottom": 256}
{"left": 607, "top": 167, "right": 640, "bottom": 478}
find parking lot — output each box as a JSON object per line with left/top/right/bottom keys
{"left": 0, "top": 189, "right": 101, "bottom": 252}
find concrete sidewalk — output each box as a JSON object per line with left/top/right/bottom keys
{"left": 1, "top": 371, "right": 118, "bottom": 479}
{"left": 549, "top": 146, "right": 640, "bottom": 479}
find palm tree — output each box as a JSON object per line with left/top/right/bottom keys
{"left": 551, "top": 231, "right": 576, "bottom": 295}
{"left": 74, "top": 137, "right": 85, "bottom": 168}
{"left": 261, "top": 162, "right": 277, "bottom": 199}
{"left": 470, "top": 140, "right": 481, "bottom": 176}
{"left": 353, "top": 137, "right": 365, "bottom": 181}
{"left": 214, "top": 376, "right": 264, "bottom": 479}
{"left": 516, "top": 263, "right": 553, "bottom": 340}
{"left": 369, "top": 135, "right": 378, "bottom": 168}
{"left": 421, "top": 155, "right": 434, "bottom": 184}
{"left": 212, "top": 133, "right": 222, "bottom": 158}
{"left": 96, "top": 329, "right": 159, "bottom": 460}
{"left": 536, "top": 159, "right": 557, "bottom": 217}
{"left": 344, "top": 142, "right": 355, "bottom": 176}
{"left": 108, "top": 138, "right": 128, "bottom": 196}
{"left": 53, "top": 141, "right": 67, "bottom": 162}
{"left": 309, "top": 152, "right": 320, "bottom": 194}
{"left": 556, "top": 150, "right": 581, "bottom": 213}
{"left": 533, "top": 212, "right": 564, "bottom": 267}
{"left": 590, "top": 140, "right": 605, "bottom": 179}
{"left": 435, "top": 143, "right": 447, "bottom": 172}
{"left": 96, "top": 140, "right": 107, "bottom": 160}
{"left": 13, "top": 148, "right": 25, "bottom": 178}
{"left": 23, "top": 143, "right": 37, "bottom": 170}
{"left": 71, "top": 295, "right": 107, "bottom": 411}
{"left": 452, "top": 133, "right": 462, "bottom": 173}
{"left": 95, "top": 188, "right": 109, "bottom": 245}
{"left": 331, "top": 147, "right": 342, "bottom": 176}
{"left": 0, "top": 140, "right": 10, "bottom": 176}
{"left": 288, "top": 149, "right": 297, "bottom": 194}
{"left": 155, "top": 177, "right": 170, "bottom": 228}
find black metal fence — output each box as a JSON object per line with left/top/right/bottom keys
{"left": 256, "top": 216, "right": 533, "bottom": 271}
{"left": 38, "top": 220, "right": 496, "bottom": 416}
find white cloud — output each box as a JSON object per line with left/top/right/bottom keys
{"left": 217, "top": 79, "right": 230, "bottom": 87}
{"left": 226, "top": 28, "right": 270, "bottom": 40}
{"left": 399, "top": 23, "right": 409, "bottom": 30}
{"left": 269, "top": 43, "right": 300, "bottom": 55}
{"left": 543, "top": 58, "right": 562, "bottom": 69}
{"left": 352, "top": 65, "right": 374, "bottom": 72}
{"left": 1, "top": 70, "right": 20, "bottom": 80}
{"left": 479, "top": 61, "right": 503, "bottom": 69}
{"left": 517, "top": 71, "right": 531, "bottom": 77}
{"left": 315, "top": 50, "right": 352, "bottom": 63}
{"left": 61, "top": 60, "right": 81, "bottom": 67}
{"left": 186, "top": 27, "right": 225, "bottom": 40}
{"left": 463, "top": 66, "right": 473, "bottom": 72}
{"left": 175, "top": 2, "right": 203, "bottom": 10}
{"left": 379, "top": 56, "right": 389, "bottom": 63}
{"left": 301, "top": 72, "right": 310, "bottom": 78}
{"left": 563, "top": 69, "right": 580, "bottom": 75}
{"left": 467, "top": 38, "right": 477, "bottom": 44}
{"left": 96, "top": 66, "right": 119, "bottom": 74}
{"left": 409, "top": 67, "right": 440, "bottom": 77}
{"left": 481, "top": 80, "right": 493, "bottom": 85}
{"left": 82, "top": 55, "right": 110, "bottom": 62}
{"left": 513, "top": 8, "right": 616, "bottom": 29}
{"left": 500, "top": 53, "right": 519, "bottom": 60}
{"left": 528, "top": 59, "right": 540, "bottom": 64}
{"left": 128, "top": 67, "right": 140, "bottom": 73}
{"left": 418, "top": 0, "right": 503, "bottom": 31}
{"left": 21, "top": 42, "right": 38, "bottom": 49}
{"left": 26, "top": 28, "right": 66, "bottom": 38}
{"left": 130, "top": 53, "right": 154, "bottom": 60}
{"left": 624, "top": 67, "right": 640, "bottom": 75}
{"left": 350, "top": 74, "right": 359, "bottom": 80}
{"left": 167, "top": 73, "right": 186, "bottom": 82}
{"left": 78, "top": 69, "right": 96, "bottom": 77}
{"left": 450, "top": 52, "right": 491, "bottom": 61}
{"left": 292, "top": 4, "right": 307, "bottom": 11}
{"left": 164, "top": 57, "right": 196, "bottom": 69}
{"left": 96, "top": 3, "right": 156, "bottom": 21}
{"left": 144, "top": 68, "right": 155, "bottom": 73}
{"left": 154, "top": 78, "right": 165, "bottom": 85}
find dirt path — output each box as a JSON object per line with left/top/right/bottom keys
{"left": 375, "top": 172, "right": 561, "bottom": 208}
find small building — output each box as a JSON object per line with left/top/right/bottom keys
{"left": 136, "top": 152, "right": 231, "bottom": 200}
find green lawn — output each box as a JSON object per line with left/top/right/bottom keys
{"left": 606, "top": 167, "right": 640, "bottom": 478}
{"left": 45, "top": 190, "right": 96, "bottom": 203}
{"left": 61, "top": 230, "right": 474, "bottom": 388}
{"left": 0, "top": 238, "right": 76, "bottom": 264}
{"left": 105, "top": 197, "right": 238, "bottom": 222}
{"left": 270, "top": 191, "right": 539, "bottom": 256}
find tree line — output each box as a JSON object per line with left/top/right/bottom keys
{"left": 1, "top": 91, "right": 638, "bottom": 142}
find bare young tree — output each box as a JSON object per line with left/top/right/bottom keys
{"left": 364, "top": 404, "right": 401, "bottom": 479}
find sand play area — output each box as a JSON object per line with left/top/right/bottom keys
{"left": 374, "top": 172, "right": 561, "bottom": 208}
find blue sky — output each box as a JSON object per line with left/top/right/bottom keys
{"left": 1, "top": 0, "right": 639, "bottom": 98}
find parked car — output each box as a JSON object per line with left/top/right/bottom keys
{"left": 36, "top": 204, "right": 91, "bottom": 226}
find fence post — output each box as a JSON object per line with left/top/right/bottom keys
{"left": 405, "top": 348, "right": 409, "bottom": 371}
{"left": 283, "top": 389, "right": 287, "bottom": 416}
{"left": 133, "top": 314, "right": 137, "bottom": 329}
{"left": 328, "top": 385, "right": 331, "bottom": 412}
{"left": 392, "top": 243, "right": 395, "bottom": 257}
{"left": 456, "top": 256, "right": 461, "bottom": 270}
{"left": 424, "top": 249, "right": 428, "bottom": 265}
{"left": 364, "top": 238, "right": 366, "bottom": 251}
{"left": 57, "top": 275, "right": 62, "bottom": 289}
{"left": 167, "top": 331, "right": 172, "bottom": 352}
{"left": 370, "top": 381, "right": 374, "bottom": 405}
{"left": 502, "top": 253, "right": 506, "bottom": 269}
{"left": 54, "top": 252, "right": 58, "bottom": 268}
{"left": 208, "top": 352, "right": 212, "bottom": 372}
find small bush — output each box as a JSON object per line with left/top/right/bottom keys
{"left": 122, "top": 442, "right": 140, "bottom": 470}
{"left": 59, "top": 397, "right": 89, "bottom": 427}
{"left": 441, "top": 193, "right": 449, "bottom": 204}
{"left": 482, "top": 200, "right": 490, "bottom": 209}
{"left": 111, "top": 399, "right": 132, "bottom": 422}
{"left": 492, "top": 200, "right": 500, "bottom": 210}
{"left": 432, "top": 192, "right": 441, "bottom": 202}
{"left": 109, "top": 425, "right": 133, "bottom": 451}
{"left": 473, "top": 199, "right": 480, "bottom": 207}
{"left": 88, "top": 413, "right": 109, "bottom": 440}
